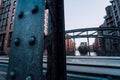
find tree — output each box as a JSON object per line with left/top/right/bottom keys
{"left": 78, "top": 46, "right": 88, "bottom": 56}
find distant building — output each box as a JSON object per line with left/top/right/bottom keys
{"left": 110, "top": 0, "right": 120, "bottom": 27}
{"left": 95, "top": 0, "right": 120, "bottom": 56}
{"left": 0, "top": 0, "right": 15, "bottom": 54}
{"left": 104, "top": 5, "right": 116, "bottom": 27}
{"left": 107, "top": 0, "right": 120, "bottom": 53}
{"left": 44, "top": 9, "right": 49, "bottom": 35}
{"left": 93, "top": 38, "right": 99, "bottom": 51}
{"left": 65, "top": 34, "right": 74, "bottom": 56}
{"left": 98, "top": 22, "right": 112, "bottom": 55}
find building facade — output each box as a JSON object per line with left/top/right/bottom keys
{"left": 95, "top": 0, "right": 120, "bottom": 56}
{"left": 103, "top": 5, "right": 116, "bottom": 53}
{"left": 104, "top": 5, "right": 116, "bottom": 27}
{"left": 0, "top": 0, "right": 17, "bottom": 54}
{"left": 65, "top": 34, "right": 74, "bottom": 56}
{"left": 110, "top": 0, "right": 120, "bottom": 27}
{"left": 108, "top": 0, "right": 120, "bottom": 53}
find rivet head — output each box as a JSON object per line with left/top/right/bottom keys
{"left": 9, "top": 71, "right": 15, "bottom": 77}
{"left": 29, "top": 37, "right": 36, "bottom": 45}
{"left": 32, "top": 5, "right": 39, "bottom": 14}
{"left": 18, "top": 11, "right": 24, "bottom": 18}
{"left": 14, "top": 38, "right": 20, "bottom": 46}
{"left": 26, "top": 76, "right": 32, "bottom": 80}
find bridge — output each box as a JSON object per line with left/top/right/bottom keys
{"left": 0, "top": 0, "right": 120, "bottom": 80}
{"left": 65, "top": 27, "right": 120, "bottom": 56}
{"left": 66, "top": 27, "right": 120, "bottom": 39}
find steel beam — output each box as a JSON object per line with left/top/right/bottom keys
{"left": 65, "top": 27, "right": 120, "bottom": 33}
{"left": 66, "top": 35, "right": 120, "bottom": 39}
{"left": 46, "top": 0, "right": 66, "bottom": 80}
{"left": 7, "top": 0, "right": 45, "bottom": 80}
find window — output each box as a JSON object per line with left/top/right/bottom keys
{"left": 116, "top": 16, "right": 119, "bottom": 21}
{"left": 8, "top": 32, "right": 12, "bottom": 47}
{"left": 0, "top": 34, "right": 5, "bottom": 51}
{"left": 115, "top": 10, "right": 117, "bottom": 15}
{"left": 13, "top": 1, "right": 17, "bottom": 6}
{"left": 12, "top": 8, "right": 16, "bottom": 13}
{"left": 11, "top": 15, "right": 14, "bottom": 21}
{"left": 5, "top": 7, "right": 9, "bottom": 12}
{"left": 4, "top": 13, "right": 8, "bottom": 18}
{"left": 3, "top": 19, "right": 6, "bottom": 26}
{"left": 113, "top": 5, "right": 116, "bottom": 10}
{"left": 10, "top": 23, "right": 13, "bottom": 29}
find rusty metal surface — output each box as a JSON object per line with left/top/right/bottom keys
{"left": 46, "top": 0, "right": 66, "bottom": 80}
{"left": 7, "top": 0, "right": 45, "bottom": 80}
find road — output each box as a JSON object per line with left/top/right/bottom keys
{"left": 0, "top": 56, "right": 120, "bottom": 80}
{"left": 0, "top": 56, "right": 8, "bottom": 80}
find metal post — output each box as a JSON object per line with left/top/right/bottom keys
{"left": 101, "top": 31, "right": 106, "bottom": 56}
{"left": 103, "top": 38, "right": 106, "bottom": 56}
{"left": 7, "top": 0, "right": 45, "bottom": 80}
{"left": 87, "top": 31, "right": 90, "bottom": 56}
{"left": 73, "top": 32, "right": 76, "bottom": 55}
{"left": 46, "top": 44, "right": 52, "bottom": 80}
{"left": 46, "top": 0, "right": 66, "bottom": 80}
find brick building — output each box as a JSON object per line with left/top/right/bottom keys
{"left": 105, "top": 0, "right": 120, "bottom": 53}
{"left": 104, "top": 5, "right": 116, "bottom": 27}
{"left": 0, "top": 0, "right": 16, "bottom": 54}
{"left": 95, "top": 0, "right": 120, "bottom": 56}
{"left": 104, "top": 5, "right": 119, "bottom": 53}
{"left": 65, "top": 34, "right": 74, "bottom": 55}
{"left": 110, "top": 0, "right": 120, "bottom": 27}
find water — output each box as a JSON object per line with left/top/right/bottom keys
{"left": 75, "top": 50, "right": 96, "bottom": 56}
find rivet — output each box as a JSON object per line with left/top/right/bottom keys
{"left": 14, "top": 38, "right": 20, "bottom": 46}
{"left": 29, "top": 37, "right": 36, "bottom": 45}
{"left": 26, "top": 76, "right": 32, "bottom": 80}
{"left": 18, "top": 11, "right": 24, "bottom": 18}
{"left": 9, "top": 71, "right": 15, "bottom": 78}
{"left": 32, "top": 5, "right": 39, "bottom": 14}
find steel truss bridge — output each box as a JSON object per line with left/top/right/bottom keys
{"left": 65, "top": 27, "right": 120, "bottom": 39}
{"left": 1, "top": 0, "right": 120, "bottom": 80}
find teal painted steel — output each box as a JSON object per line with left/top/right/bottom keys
{"left": 7, "top": 0, "right": 45, "bottom": 80}
{"left": 65, "top": 27, "right": 120, "bottom": 39}
{"left": 65, "top": 27, "right": 120, "bottom": 33}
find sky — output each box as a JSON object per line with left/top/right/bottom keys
{"left": 64, "top": 0, "right": 110, "bottom": 30}
{"left": 64, "top": 0, "right": 111, "bottom": 46}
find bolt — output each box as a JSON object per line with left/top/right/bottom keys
{"left": 14, "top": 38, "right": 20, "bottom": 46}
{"left": 29, "top": 37, "right": 36, "bottom": 45}
{"left": 32, "top": 5, "right": 39, "bottom": 14}
{"left": 9, "top": 71, "right": 15, "bottom": 77}
{"left": 26, "top": 76, "right": 32, "bottom": 80}
{"left": 18, "top": 11, "right": 24, "bottom": 18}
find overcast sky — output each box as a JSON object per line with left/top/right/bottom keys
{"left": 64, "top": 0, "right": 111, "bottom": 46}
{"left": 64, "top": 0, "right": 110, "bottom": 30}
